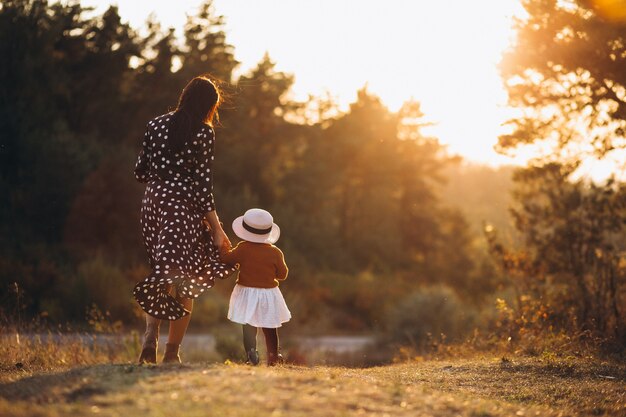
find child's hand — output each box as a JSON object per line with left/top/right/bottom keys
{"left": 213, "top": 228, "right": 231, "bottom": 249}
{"left": 221, "top": 239, "right": 232, "bottom": 251}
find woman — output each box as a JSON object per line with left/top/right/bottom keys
{"left": 133, "top": 76, "right": 236, "bottom": 364}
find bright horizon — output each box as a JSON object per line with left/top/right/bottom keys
{"left": 80, "top": 0, "right": 527, "bottom": 166}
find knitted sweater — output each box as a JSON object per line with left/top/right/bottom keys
{"left": 218, "top": 241, "right": 288, "bottom": 288}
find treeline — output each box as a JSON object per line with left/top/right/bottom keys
{"left": 491, "top": 0, "right": 626, "bottom": 351}
{"left": 0, "top": 0, "right": 497, "bottom": 333}
{"left": 1, "top": 0, "right": 624, "bottom": 353}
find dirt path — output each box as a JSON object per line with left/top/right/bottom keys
{"left": 0, "top": 358, "right": 624, "bottom": 417}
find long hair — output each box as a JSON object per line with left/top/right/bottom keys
{"left": 170, "top": 76, "right": 221, "bottom": 152}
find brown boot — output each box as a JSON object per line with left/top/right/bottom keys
{"left": 138, "top": 343, "right": 157, "bottom": 364}
{"left": 162, "top": 343, "right": 181, "bottom": 364}
{"left": 138, "top": 321, "right": 159, "bottom": 364}
{"left": 267, "top": 352, "right": 284, "bottom": 366}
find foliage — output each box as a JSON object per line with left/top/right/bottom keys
{"left": 499, "top": 0, "right": 626, "bottom": 161}
{"left": 384, "top": 286, "right": 478, "bottom": 349}
{"left": 3, "top": 0, "right": 624, "bottom": 357}
{"left": 213, "top": 330, "right": 245, "bottom": 361}
{"left": 494, "top": 0, "right": 626, "bottom": 352}
{"left": 486, "top": 164, "right": 626, "bottom": 347}
{"left": 0, "top": 0, "right": 489, "bottom": 332}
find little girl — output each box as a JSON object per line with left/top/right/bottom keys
{"left": 218, "top": 208, "right": 291, "bottom": 365}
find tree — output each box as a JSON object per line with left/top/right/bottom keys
{"left": 282, "top": 90, "right": 474, "bottom": 283}
{"left": 499, "top": 0, "right": 626, "bottom": 161}
{"left": 217, "top": 54, "right": 299, "bottom": 209}
{"left": 0, "top": 0, "right": 482, "bottom": 328}
{"left": 0, "top": 0, "right": 106, "bottom": 248}
{"left": 496, "top": 0, "right": 626, "bottom": 343}
{"left": 130, "top": 1, "right": 238, "bottom": 143}
{"left": 177, "top": 1, "right": 238, "bottom": 83}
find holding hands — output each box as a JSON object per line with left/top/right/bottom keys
{"left": 213, "top": 227, "right": 231, "bottom": 249}
{"left": 203, "top": 216, "right": 231, "bottom": 249}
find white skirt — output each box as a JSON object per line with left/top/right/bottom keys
{"left": 228, "top": 284, "right": 291, "bottom": 328}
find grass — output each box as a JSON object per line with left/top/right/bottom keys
{"left": 1, "top": 326, "right": 624, "bottom": 416}
{"left": 0, "top": 331, "right": 139, "bottom": 382}
{"left": 0, "top": 356, "right": 624, "bottom": 417}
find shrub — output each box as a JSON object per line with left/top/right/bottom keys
{"left": 77, "top": 256, "right": 135, "bottom": 320}
{"left": 384, "top": 285, "right": 477, "bottom": 349}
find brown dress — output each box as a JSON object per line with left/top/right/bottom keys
{"left": 132, "top": 112, "right": 236, "bottom": 320}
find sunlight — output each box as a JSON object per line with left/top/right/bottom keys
{"left": 5, "top": 1, "right": 626, "bottom": 395}
{"left": 214, "top": 0, "right": 527, "bottom": 166}
{"left": 81, "top": 0, "right": 527, "bottom": 165}
{"left": 575, "top": 152, "right": 626, "bottom": 182}
{"left": 590, "top": 0, "right": 626, "bottom": 22}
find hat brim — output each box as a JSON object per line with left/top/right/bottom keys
{"left": 232, "top": 216, "right": 280, "bottom": 244}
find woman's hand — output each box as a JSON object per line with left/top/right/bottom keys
{"left": 204, "top": 210, "right": 230, "bottom": 248}
{"left": 213, "top": 227, "right": 231, "bottom": 249}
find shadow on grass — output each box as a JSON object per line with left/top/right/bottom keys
{"left": 0, "top": 363, "right": 193, "bottom": 404}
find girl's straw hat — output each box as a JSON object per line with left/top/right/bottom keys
{"left": 232, "top": 208, "right": 280, "bottom": 244}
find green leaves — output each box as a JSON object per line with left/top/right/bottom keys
{"left": 0, "top": 0, "right": 481, "bottom": 328}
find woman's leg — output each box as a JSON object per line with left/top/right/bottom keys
{"left": 262, "top": 328, "right": 281, "bottom": 365}
{"left": 138, "top": 313, "right": 160, "bottom": 364}
{"left": 163, "top": 297, "right": 193, "bottom": 363}
{"left": 145, "top": 314, "right": 161, "bottom": 344}
{"left": 167, "top": 297, "right": 193, "bottom": 345}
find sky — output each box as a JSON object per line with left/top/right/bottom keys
{"left": 80, "top": 0, "right": 528, "bottom": 166}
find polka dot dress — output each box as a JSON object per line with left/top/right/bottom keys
{"left": 132, "top": 112, "right": 236, "bottom": 320}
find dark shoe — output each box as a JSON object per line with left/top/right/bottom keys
{"left": 267, "top": 352, "right": 284, "bottom": 366}
{"left": 246, "top": 348, "right": 260, "bottom": 365}
{"left": 162, "top": 343, "right": 181, "bottom": 364}
{"left": 138, "top": 346, "right": 157, "bottom": 364}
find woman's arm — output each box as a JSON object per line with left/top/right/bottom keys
{"left": 195, "top": 126, "right": 231, "bottom": 247}
{"left": 204, "top": 210, "right": 231, "bottom": 248}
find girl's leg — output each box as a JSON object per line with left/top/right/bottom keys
{"left": 262, "top": 327, "right": 281, "bottom": 365}
{"left": 243, "top": 325, "right": 257, "bottom": 352}
{"left": 138, "top": 313, "right": 161, "bottom": 364}
{"left": 163, "top": 297, "right": 193, "bottom": 363}
{"left": 243, "top": 325, "right": 259, "bottom": 365}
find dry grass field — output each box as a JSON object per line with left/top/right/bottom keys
{"left": 0, "top": 356, "right": 624, "bottom": 417}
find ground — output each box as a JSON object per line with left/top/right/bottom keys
{"left": 0, "top": 357, "right": 624, "bottom": 417}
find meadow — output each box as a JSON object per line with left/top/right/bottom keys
{"left": 1, "top": 345, "right": 624, "bottom": 417}
{"left": 2, "top": 0, "right": 626, "bottom": 415}
{"left": 1, "top": 326, "right": 624, "bottom": 416}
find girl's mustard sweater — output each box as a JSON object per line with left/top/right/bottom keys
{"left": 218, "top": 241, "right": 288, "bottom": 288}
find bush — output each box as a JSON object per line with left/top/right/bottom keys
{"left": 384, "top": 285, "right": 477, "bottom": 349}
{"left": 214, "top": 328, "right": 245, "bottom": 361}
{"left": 77, "top": 256, "right": 135, "bottom": 320}
{"left": 189, "top": 291, "right": 230, "bottom": 329}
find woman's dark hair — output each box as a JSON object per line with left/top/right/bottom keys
{"left": 170, "top": 76, "right": 221, "bottom": 152}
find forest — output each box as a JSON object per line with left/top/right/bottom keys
{"left": 0, "top": 0, "right": 624, "bottom": 356}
